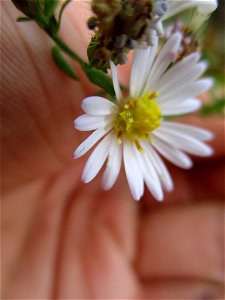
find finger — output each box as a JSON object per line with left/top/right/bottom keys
{"left": 81, "top": 224, "right": 141, "bottom": 299}
{"left": 189, "top": 159, "right": 225, "bottom": 201}
{"left": 1, "top": 164, "right": 83, "bottom": 299}
{"left": 143, "top": 280, "right": 224, "bottom": 299}
{"left": 2, "top": 164, "right": 140, "bottom": 299}
{"left": 136, "top": 203, "right": 224, "bottom": 283}
{"left": 142, "top": 159, "right": 224, "bottom": 206}
{"left": 54, "top": 173, "right": 139, "bottom": 298}
{"left": 1, "top": 179, "right": 46, "bottom": 292}
{"left": 1, "top": 1, "right": 90, "bottom": 191}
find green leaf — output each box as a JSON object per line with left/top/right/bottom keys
{"left": 83, "top": 65, "right": 116, "bottom": 99}
{"left": 52, "top": 46, "right": 78, "bottom": 80}
{"left": 44, "top": 0, "right": 59, "bottom": 19}
{"left": 36, "top": 0, "right": 45, "bottom": 15}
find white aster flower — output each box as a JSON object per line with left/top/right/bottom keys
{"left": 164, "top": 0, "right": 218, "bottom": 20}
{"left": 74, "top": 32, "right": 213, "bottom": 201}
{"left": 139, "top": 0, "right": 218, "bottom": 48}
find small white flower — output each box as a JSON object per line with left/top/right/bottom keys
{"left": 164, "top": 0, "right": 218, "bottom": 20}
{"left": 74, "top": 32, "right": 213, "bottom": 201}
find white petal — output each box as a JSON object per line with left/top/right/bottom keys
{"left": 152, "top": 136, "right": 193, "bottom": 169}
{"left": 137, "top": 146, "right": 164, "bottom": 201}
{"left": 161, "top": 121, "right": 214, "bottom": 141}
{"left": 101, "top": 137, "right": 122, "bottom": 190}
{"left": 161, "top": 99, "right": 202, "bottom": 115}
{"left": 82, "top": 96, "right": 116, "bottom": 116}
{"left": 158, "top": 78, "right": 213, "bottom": 104}
{"left": 157, "top": 52, "right": 201, "bottom": 93}
{"left": 141, "top": 141, "right": 173, "bottom": 192}
{"left": 82, "top": 134, "right": 113, "bottom": 183}
{"left": 74, "top": 126, "right": 111, "bottom": 158}
{"left": 157, "top": 61, "right": 207, "bottom": 95}
{"left": 123, "top": 142, "right": 144, "bottom": 201}
{"left": 196, "top": 0, "right": 218, "bottom": 14}
{"left": 110, "top": 60, "right": 122, "bottom": 101}
{"left": 163, "top": 1, "right": 194, "bottom": 19}
{"left": 145, "top": 32, "right": 182, "bottom": 91}
{"left": 163, "top": 0, "right": 217, "bottom": 20}
{"left": 154, "top": 127, "right": 213, "bottom": 157}
{"left": 130, "top": 39, "right": 158, "bottom": 98}
{"left": 74, "top": 114, "right": 109, "bottom": 131}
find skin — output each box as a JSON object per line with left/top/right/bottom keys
{"left": 1, "top": 1, "right": 224, "bottom": 299}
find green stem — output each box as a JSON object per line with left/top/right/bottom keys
{"left": 47, "top": 33, "right": 115, "bottom": 98}
{"left": 50, "top": 33, "right": 85, "bottom": 66}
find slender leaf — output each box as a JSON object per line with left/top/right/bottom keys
{"left": 36, "top": 0, "right": 45, "bottom": 15}
{"left": 83, "top": 65, "right": 115, "bottom": 99}
{"left": 52, "top": 46, "right": 78, "bottom": 80}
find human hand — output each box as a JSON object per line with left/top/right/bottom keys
{"left": 1, "top": 1, "right": 224, "bottom": 299}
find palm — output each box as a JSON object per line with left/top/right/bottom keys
{"left": 1, "top": 1, "right": 224, "bottom": 299}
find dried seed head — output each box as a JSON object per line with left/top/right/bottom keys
{"left": 87, "top": 0, "right": 168, "bottom": 71}
{"left": 114, "top": 34, "right": 128, "bottom": 49}
{"left": 91, "top": 0, "right": 122, "bottom": 19}
{"left": 127, "top": 39, "right": 138, "bottom": 50}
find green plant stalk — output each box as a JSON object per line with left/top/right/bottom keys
{"left": 48, "top": 32, "right": 116, "bottom": 99}
{"left": 12, "top": 0, "right": 115, "bottom": 97}
{"left": 50, "top": 33, "right": 85, "bottom": 66}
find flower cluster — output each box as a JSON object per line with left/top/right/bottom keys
{"left": 87, "top": 0, "right": 217, "bottom": 70}
{"left": 87, "top": 0, "right": 168, "bottom": 70}
{"left": 74, "top": 0, "right": 218, "bottom": 201}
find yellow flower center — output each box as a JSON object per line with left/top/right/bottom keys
{"left": 112, "top": 90, "right": 161, "bottom": 147}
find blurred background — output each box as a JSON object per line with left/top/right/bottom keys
{"left": 202, "top": 0, "right": 225, "bottom": 116}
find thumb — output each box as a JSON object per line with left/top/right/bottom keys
{"left": 1, "top": 1, "right": 93, "bottom": 192}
